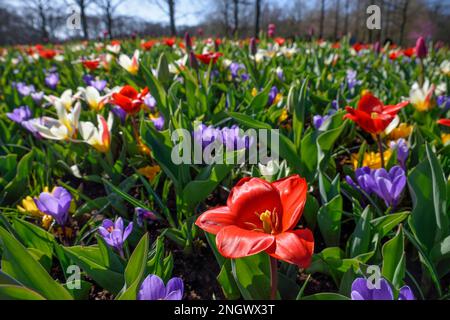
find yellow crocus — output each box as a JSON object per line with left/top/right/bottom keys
{"left": 138, "top": 165, "right": 161, "bottom": 181}
{"left": 388, "top": 123, "right": 413, "bottom": 140}
{"left": 352, "top": 149, "right": 392, "bottom": 169}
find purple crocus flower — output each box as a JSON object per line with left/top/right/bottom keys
{"left": 347, "top": 166, "right": 406, "bottom": 208}
{"left": 241, "top": 73, "right": 249, "bottom": 81}
{"left": 346, "top": 69, "right": 361, "bottom": 90}
{"left": 193, "top": 124, "right": 220, "bottom": 148}
{"left": 82, "top": 74, "right": 94, "bottom": 86}
{"left": 45, "top": 72, "right": 59, "bottom": 89}
{"left": 16, "top": 83, "right": 35, "bottom": 97}
{"left": 90, "top": 79, "right": 107, "bottom": 92}
{"left": 98, "top": 217, "right": 133, "bottom": 255}
{"left": 389, "top": 139, "right": 409, "bottom": 168}
{"left": 111, "top": 105, "right": 127, "bottom": 123}
{"left": 276, "top": 68, "right": 284, "bottom": 81}
{"left": 144, "top": 94, "right": 157, "bottom": 112}
{"left": 34, "top": 187, "right": 72, "bottom": 225}
{"left": 21, "top": 118, "right": 43, "bottom": 138}
{"left": 135, "top": 207, "right": 157, "bottom": 227}
{"left": 229, "top": 62, "right": 245, "bottom": 79}
{"left": 138, "top": 275, "right": 184, "bottom": 300}
{"left": 221, "top": 125, "right": 254, "bottom": 151}
{"left": 31, "top": 91, "right": 44, "bottom": 104}
{"left": 7, "top": 106, "right": 32, "bottom": 124}
{"left": 351, "top": 277, "right": 415, "bottom": 300}
{"left": 312, "top": 115, "right": 330, "bottom": 130}
{"left": 151, "top": 115, "right": 164, "bottom": 131}
{"left": 437, "top": 96, "right": 450, "bottom": 110}
{"left": 267, "top": 86, "right": 279, "bottom": 105}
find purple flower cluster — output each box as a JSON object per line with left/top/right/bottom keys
{"left": 6, "top": 106, "right": 32, "bottom": 124}
{"left": 437, "top": 96, "right": 450, "bottom": 110}
{"left": 346, "top": 166, "right": 406, "bottom": 208}
{"left": 346, "top": 69, "right": 362, "bottom": 90}
{"left": 138, "top": 275, "right": 183, "bottom": 300}
{"left": 193, "top": 124, "right": 254, "bottom": 151}
{"left": 83, "top": 74, "right": 107, "bottom": 91}
{"left": 13, "top": 82, "right": 44, "bottom": 104}
{"left": 229, "top": 62, "right": 248, "bottom": 81}
{"left": 351, "top": 277, "right": 414, "bottom": 300}
{"left": 312, "top": 114, "right": 330, "bottom": 130}
{"left": 45, "top": 72, "right": 59, "bottom": 90}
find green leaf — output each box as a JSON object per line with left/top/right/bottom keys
{"left": 349, "top": 206, "right": 372, "bottom": 258}
{"left": 0, "top": 227, "right": 72, "bottom": 300}
{"left": 381, "top": 226, "right": 405, "bottom": 290}
{"left": 371, "top": 212, "right": 409, "bottom": 238}
{"left": 0, "top": 285, "right": 46, "bottom": 300}
{"left": 217, "top": 260, "right": 240, "bottom": 300}
{"left": 317, "top": 195, "right": 343, "bottom": 247}
{"left": 301, "top": 293, "right": 350, "bottom": 300}
{"left": 408, "top": 143, "right": 448, "bottom": 252}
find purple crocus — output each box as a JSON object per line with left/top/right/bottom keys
{"left": 221, "top": 125, "right": 254, "bottom": 151}
{"left": 144, "top": 94, "right": 157, "bottom": 112}
{"left": 193, "top": 124, "right": 220, "bottom": 148}
{"left": 151, "top": 114, "right": 164, "bottom": 131}
{"left": 6, "top": 106, "right": 32, "bottom": 124}
{"left": 389, "top": 139, "right": 409, "bottom": 168}
{"left": 91, "top": 79, "right": 107, "bottom": 92}
{"left": 437, "top": 96, "right": 450, "bottom": 110}
{"left": 98, "top": 217, "right": 133, "bottom": 255}
{"left": 346, "top": 166, "right": 406, "bottom": 208}
{"left": 31, "top": 91, "right": 44, "bottom": 104}
{"left": 312, "top": 115, "right": 330, "bottom": 130}
{"left": 351, "top": 277, "right": 415, "bottom": 300}
{"left": 138, "top": 275, "right": 184, "bottom": 300}
{"left": 82, "top": 74, "right": 94, "bottom": 86}
{"left": 267, "top": 86, "right": 279, "bottom": 105}
{"left": 229, "top": 62, "right": 245, "bottom": 79}
{"left": 34, "top": 187, "right": 72, "bottom": 225}
{"left": 21, "top": 118, "right": 43, "bottom": 138}
{"left": 16, "top": 83, "right": 35, "bottom": 97}
{"left": 346, "top": 69, "right": 361, "bottom": 90}
{"left": 45, "top": 72, "right": 59, "bottom": 89}
{"left": 111, "top": 105, "right": 127, "bottom": 123}
{"left": 135, "top": 207, "right": 157, "bottom": 227}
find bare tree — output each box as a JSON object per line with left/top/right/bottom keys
{"left": 343, "top": 0, "right": 349, "bottom": 35}
{"left": 254, "top": 0, "right": 261, "bottom": 38}
{"left": 152, "top": 0, "right": 177, "bottom": 36}
{"left": 399, "top": 0, "right": 409, "bottom": 45}
{"left": 24, "top": 0, "right": 50, "bottom": 41}
{"left": 334, "top": 0, "right": 340, "bottom": 40}
{"left": 95, "top": 0, "right": 125, "bottom": 39}
{"left": 319, "top": 0, "right": 325, "bottom": 38}
{"left": 68, "top": 0, "right": 92, "bottom": 39}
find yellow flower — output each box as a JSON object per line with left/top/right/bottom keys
{"left": 138, "top": 165, "right": 161, "bottom": 181}
{"left": 17, "top": 196, "right": 43, "bottom": 217}
{"left": 278, "top": 109, "right": 289, "bottom": 124}
{"left": 137, "top": 136, "right": 151, "bottom": 155}
{"left": 388, "top": 123, "right": 413, "bottom": 140}
{"left": 361, "top": 89, "right": 371, "bottom": 96}
{"left": 252, "top": 88, "right": 258, "bottom": 97}
{"left": 273, "top": 93, "right": 283, "bottom": 105}
{"left": 352, "top": 149, "right": 392, "bottom": 169}
{"left": 41, "top": 215, "right": 53, "bottom": 229}
{"left": 442, "top": 134, "right": 450, "bottom": 145}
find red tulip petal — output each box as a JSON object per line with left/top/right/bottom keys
{"left": 112, "top": 93, "right": 133, "bottom": 112}
{"left": 227, "top": 177, "right": 283, "bottom": 229}
{"left": 268, "top": 229, "right": 314, "bottom": 268}
{"left": 195, "top": 206, "right": 236, "bottom": 235}
{"left": 120, "top": 85, "right": 138, "bottom": 99}
{"left": 216, "top": 225, "right": 275, "bottom": 258}
{"left": 438, "top": 119, "right": 450, "bottom": 127}
{"left": 358, "top": 93, "right": 384, "bottom": 113}
{"left": 383, "top": 101, "right": 409, "bottom": 115}
{"left": 272, "top": 175, "right": 307, "bottom": 232}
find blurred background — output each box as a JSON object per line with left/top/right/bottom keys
{"left": 0, "top": 0, "right": 449, "bottom": 45}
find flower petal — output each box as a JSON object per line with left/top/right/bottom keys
{"left": 195, "top": 206, "right": 236, "bottom": 235}
{"left": 272, "top": 175, "right": 307, "bottom": 232}
{"left": 216, "top": 225, "right": 275, "bottom": 259}
{"left": 268, "top": 229, "right": 314, "bottom": 268}
{"left": 138, "top": 275, "right": 166, "bottom": 300}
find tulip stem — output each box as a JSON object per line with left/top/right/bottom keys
{"left": 376, "top": 134, "right": 385, "bottom": 169}
{"left": 269, "top": 256, "right": 278, "bottom": 300}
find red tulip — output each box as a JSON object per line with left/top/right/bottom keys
{"left": 196, "top": 175, "right": 314, "bottom": 268}
{"left": 274, "top": 37, "right": 286, "bottom": 46}
{"left": 437, "top": 119, "right": 450, "bottom": 127}
{"left": 38, "top": 49, "right": 58, "bottom": 60}
{"left": 111, "top": 85, "right": 149, "bottom": 114}
{"left": 163, "top": 38, "right": 176, "bottom": 47}
{"left": 403, "top": 47, "right": 415, "bottom": 58}
{"left": 344, "top": 93, "right": 409, "bottom": 134}
{"left": 415, "top": 37, "right": 427, "bottom": 59}
{"left": 141, "top": 40, "right": 157, "bottom": 51}
{"left": 195, "top": 52, "right": 223, "bottom": 65}
{"left": 82, "top": 60, "right": 100, "bottom": 71}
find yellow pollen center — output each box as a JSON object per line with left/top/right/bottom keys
{"left": 259, "top": 210, "right": 274, "bottom": 234}
{"left": 371, "top": 112, "right": 379, "bottom": 119}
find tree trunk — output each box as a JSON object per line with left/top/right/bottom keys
{"left": 334, "top": 0, "right": 340, "bottom": 40}
{"left": 319, "top": 0, "right": 325, "bottom": 39}
{"left": 384, "top": 1, "right": 390, "bottom": 41}
{"left": 223, "top": 0, "right": 229, "bottom": 36}
{"left": 80, "top": 0, "right": 89, "bottom": 40}
{"left": 233, "top": 0, "right": 239, "bottom": 36}
{"left": 343, "top": 0, "right": 349, "bottom": 35}
{"left": 106, "top": 4, "right": 113, "bottom": 39}
{"left": 354, "top": 0, "right": 362, "bottom": 40}
{"left": 38, "top": 2, "right": 49, "bottom": 41}
{"left": 399, "top": 0, "right": 409, "bottom": 46}
{"left": 254, "top": 0, "right": 261, "bottom": 38}
{"left": 168, "top": 0, "right": 176, "bottom": 36}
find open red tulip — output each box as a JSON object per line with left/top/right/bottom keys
{"left": 111, "top": 85, "right": 148, "bottom": 114}
{"left": 344, "top": 93, "right": 409, "bottom": 134}
{"left": 195, "top": 52, "right": 223, "bottom": 65}
{"left": 437, "top": 119, "right": 450, "bottom": 127}
{"left": 196, "top": 175, "right": 314, "bottom": 268}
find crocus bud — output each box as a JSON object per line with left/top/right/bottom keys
{"left": 189, "top": 51, "right": 199, "bottom": 71}
{"left": 415, "top": 37, "right": 427, "bottom": 59}
{"left": 184, "top": 32, "right": 192, "bottom": 51}
{"left": 249, "top": 37, "right": 257, "bottom": 56}
{"left": 373, "top": 41, "right": 381, "bottom": 54}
